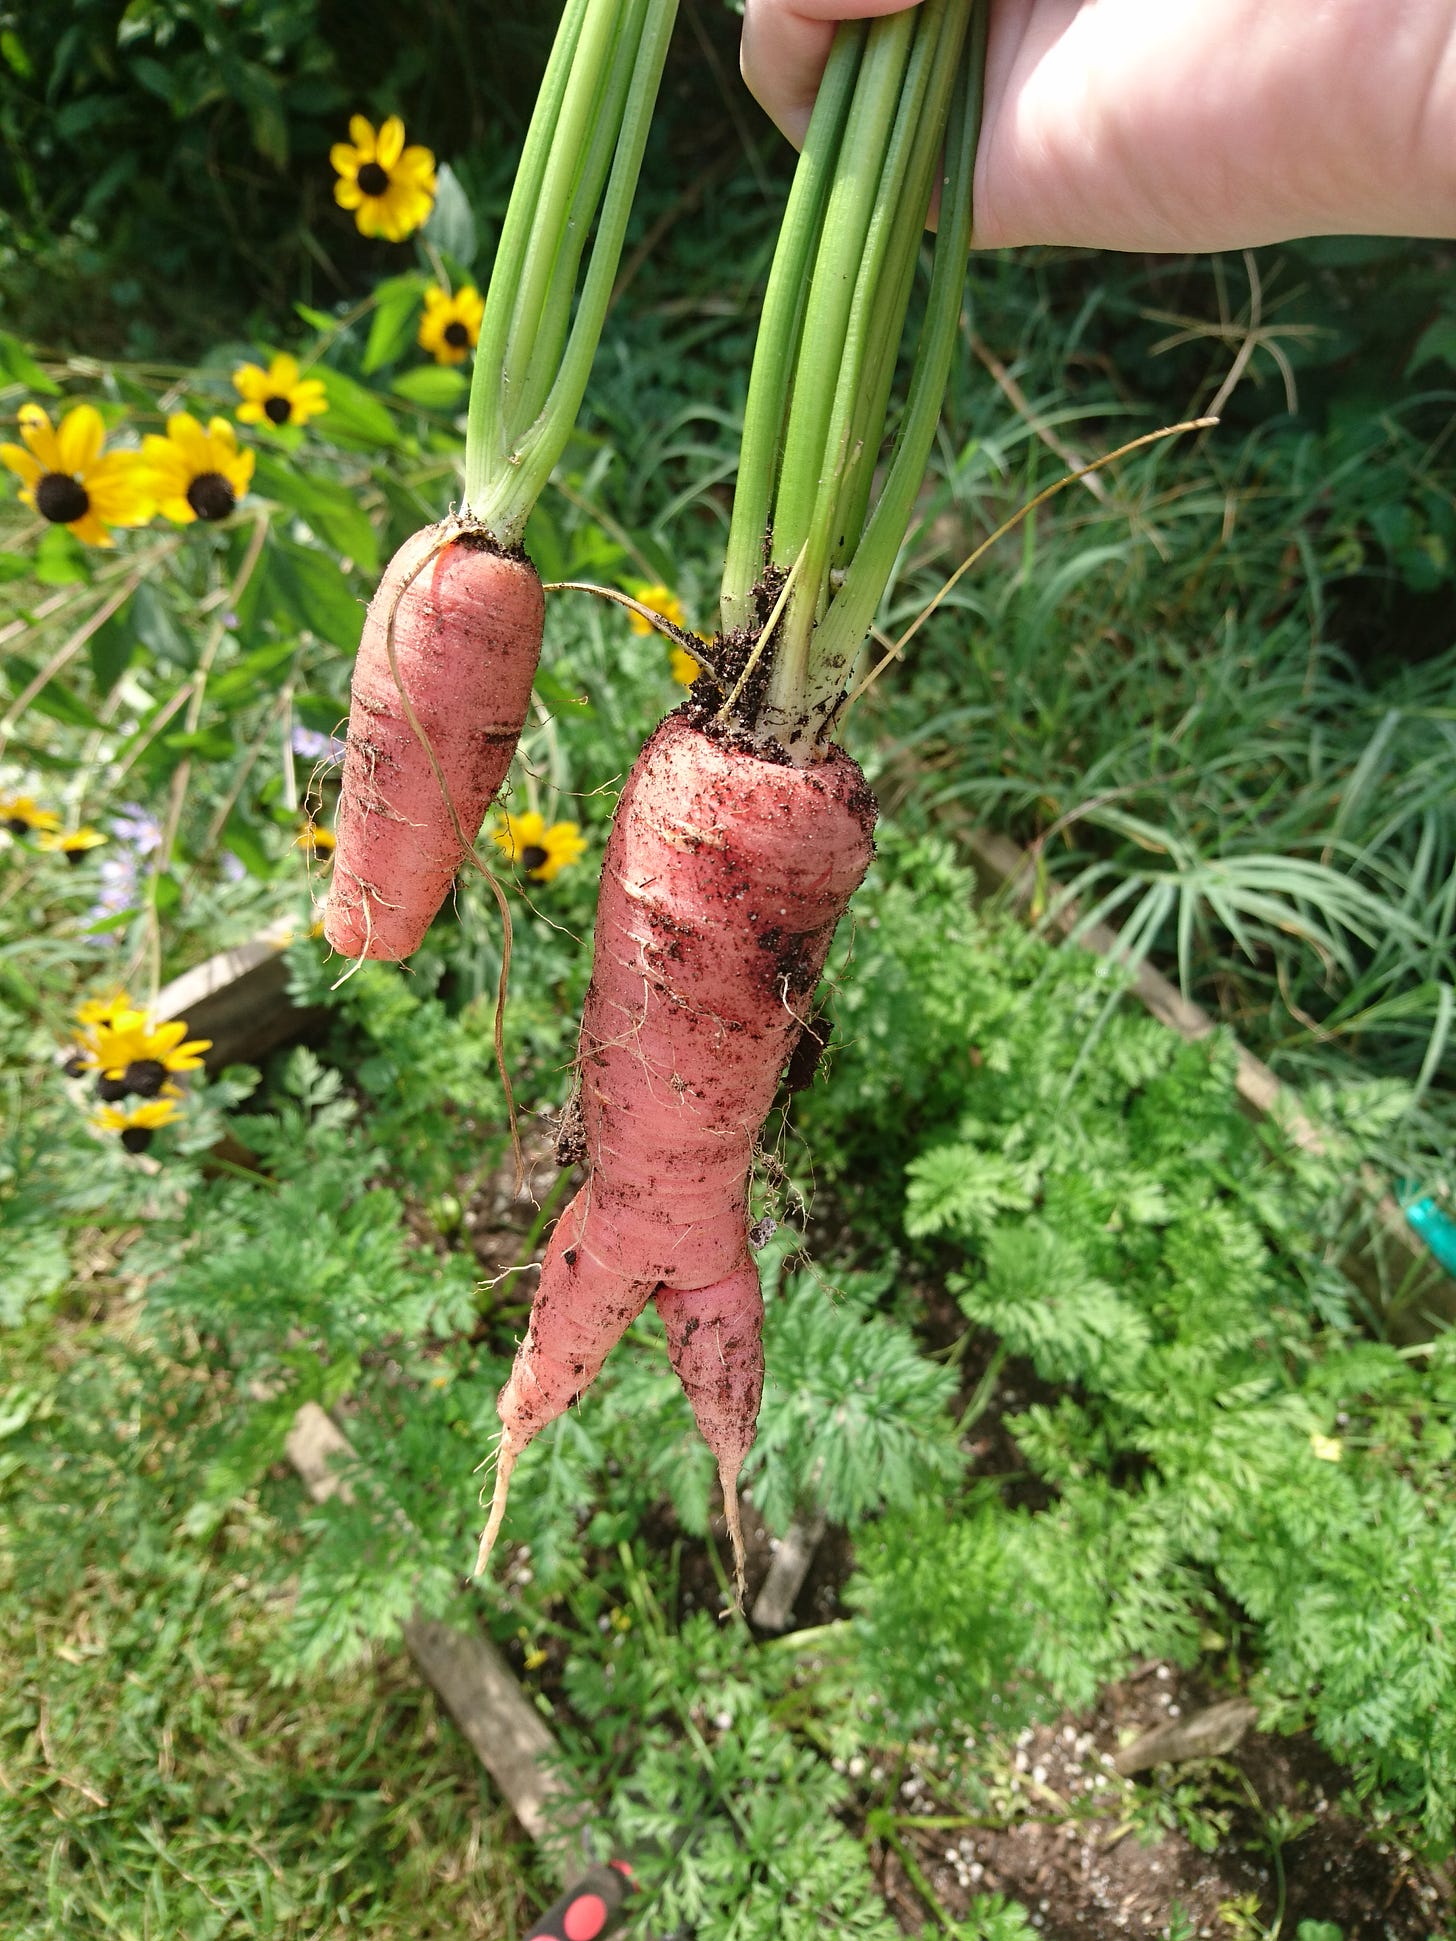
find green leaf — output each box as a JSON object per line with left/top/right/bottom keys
{"left": 274, "top": 539, "right": 363, "bottom": 648}
{"left": 131, "top": 580, "right": 191, "bottom": 667}
{"left": 3, "top": 656, "right": 104, "bottom": 727}
{"left": 220, "top": 814, "right": 275, "bottom": 880}
{"left": 208, "top": 635, "right": 297, "bottom": 709}
{"left": 33, "top": 524, "right": 89, "bottom": 585}
{"left": 314, "top": 368, "right": 400, "bottom": 449}
{"left": 252, "top": 454, "right": 380, "bottom": 575}
{"left": 88, "top": 605, "right": 137, "bottom": 691}
{"left": 0, "top": 330, "right": 59, "bottom": 395}
{"left": 1408, "top": 315, "right": 1456, "bottom": 377}
{"left": 81, "top": 904, "right": 141, "bottom": 936}
{"left": 389, "top": 364, "right": 468, "bottom": 410}
{"left": 362, "top": 274, "right": 429, "bottom": 375}
{"left": 423, "top": 162, "right": 477, "bottom": 267}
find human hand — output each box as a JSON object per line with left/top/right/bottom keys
{"left": 740, "top": 0, "right": 1456, "bottom": 251}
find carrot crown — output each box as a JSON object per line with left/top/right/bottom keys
{"left": 464, "top": 0, "right": 677, "bottom": 547}
{"left": 718, "top": 0, "right": 986, "bottom": 755}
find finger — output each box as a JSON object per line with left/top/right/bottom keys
{"left": 740, "top": 0, "right": 924, "bottom": 148}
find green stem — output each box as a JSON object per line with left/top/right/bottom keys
{"left": 512, "top": 0, "right": 646, "bottom": 433}
{"left": 465, "top": 0, "right": 590, "bottom": 506}
{"left": 768, "top": 12, "right": 917, "bottom": 576}
{"left": 497, "top": 0, "right": 632, "bottom": 426}
{"left": 767, "top": 0, "right": 958, "bottom": 725}
{"left": 719, "top": 29, "right": 863, "bottom": 635}
{"left": 473, "top": 0, "right": 679, "bottom": 542}
{"left": 810, "top": 0, "right": 985, "bottom": 719}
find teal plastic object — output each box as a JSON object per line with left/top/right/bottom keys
{"left": 1404, "top": 1195, "right": 1456, "bottom": 1277}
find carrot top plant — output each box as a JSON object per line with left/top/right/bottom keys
{"left": 478, "top": 0, "right": 988, "bottom": 1592}
{"left": 325, "top": 0, "right": 680, "bottom": 961}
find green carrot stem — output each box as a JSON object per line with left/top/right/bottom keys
{"left": 767, "top": 12, "right": 916, "bottom": 577}
{"left": 719, "top": 30, "right": 864, "bottom": 636}
{"left": 767, "top": 0, "right": 959, "bottom": 718}
{"left": 464, "top": 0, "right": 677, "bottom": 540}
{"left": 496, "top": 0, "right": 624, "bottom": 431}
{"left": 830, "top": 0, "right": 966, "bottom": 575}
{"left": 809, "top": 2, "right": 985, "bottom": 703}
{"left": 512, "top": 0, "right": 647, "bottom": 434}
{"left": 473, "top": 0, "right": 678, "bottom": 542}
{"left": 465, "top": 0, "right": 590, "bottom": 505}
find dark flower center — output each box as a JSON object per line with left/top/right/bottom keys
{"left": 121, "top": 1126, "right": 155, "bottom": 1154}
{"left": 124, "top": 1058, "right": 170, "bottom": 1098}
{"left": 5, "top": 817, "right": 29, "bottom": 836}
{"left": 520, "top": 844, "right": 549, "bottom": 875}
{"left": 35, "top": 472, "right": 90, "bottom": 524}
{"left": 96, "top": 1075, "right": 132, "bottom": 1103}
{"left": 186, "top": 472, "right": 235, "bottom": 521}
{"left": 64, "top": 845, "right": 88, "bottom": 867}
{"left": 443, "top": 320, "right": 470, "bottom": 349}
{"left": 356, "top": 161, "right": 390, "bottom": 196}
{"left": 263, "top": 394, "right": 292, "bottom": 425}
{"left": 62, "top": 1052, "right": 87, "bottom": 1079}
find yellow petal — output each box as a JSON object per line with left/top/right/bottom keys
{"left": 233, "top": 362, "right": 268, "bottom": 401}
{"left": 236, "top": 401, "right": 265, "bottom": 425}
{"left": 330, "top": 143, "right": 361, "bottom": 179}
{"left": 69, "top": 510, "right": 115, "bottom": 547}
{"left": 347, "top": 114, "right": 376, "bottom": 156}
{"left": 19, "top": 410, "right": 63, "bottom": 472}
{"left": 166, "top": 413, "right": 213, "bottom": 473}
{"left": 375, "top": 115, "right": 406, "bottom": 170}
{"left": 57, "top": 404, "right": 105, "bottom": 475}
{"left": 334, "top": 178, "right": 363, "bottom": 211}
{"left": 0, "top": 442, "right": 42, "bottom": 489}
{"left": 269, "top": 353, "right": 300, "bottom": 390}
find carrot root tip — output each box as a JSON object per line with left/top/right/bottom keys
{"left": 473, "top": 1435, "right": 520, "bottom": 1580}
{"left": 719, "top": 1458, "right": 748, "bottom": 1612}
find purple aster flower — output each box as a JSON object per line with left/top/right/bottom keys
{"left": 109, "top": 804, "right": 163, "bottom": 855}
{"left": 291, "top": 727, "right": 346, "bottom": 765}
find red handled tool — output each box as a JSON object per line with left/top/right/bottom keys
{"left": 525, "top": 1859, "right": 635, "bottom": 1939}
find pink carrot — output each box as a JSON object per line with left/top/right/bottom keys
{"left": 477, "top": 712, "right": 875, "bottom": 1594}
{"left": 323, "top": 521, "right": 543, "bottom": 962}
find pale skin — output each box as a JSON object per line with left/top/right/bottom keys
{"left": 740, "top": 0, "right": 1456, "bottom": 251}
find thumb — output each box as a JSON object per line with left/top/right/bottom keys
{"left": 741, "top": 0, "right": 925, "bottom": 148}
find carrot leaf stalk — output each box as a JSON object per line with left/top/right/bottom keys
{"left": 717, "top": 0, "right": 986, "bottom": 758}
{"left": 465, "top": 0, "right": 679, "bottom": 545}
{"left": 326, "top": 0, "right": 679, "bottom": 965}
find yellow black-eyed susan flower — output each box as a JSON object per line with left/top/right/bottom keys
{"left": 141, "top": 414, "right": 254, "bottom": 524}
{"left": 233, "top": 353, "right": 328, "bottom": 430}
{"left": 38, "top": 826, "right": 107, "bottom": 866}
{"left": 0, "top": 404, "right": 152, "bottom": 548}
{"left": 75, "top": 988, "right": 136, "bottom": 1031}
{"left": 669, "top": 642, "right": 701, "bottom": 686}
{"left": 95, "top": 1093, "right": 182, "bottom": 1154}
{"left": 0, "top": 793, "right": 61, "bottom": 838}
{"left": 491, "top": 810, "right": 587, "bottom": 885}
{"left": 79, "top": 1012, "right": 212, "bottom": 1101}
{"left": 331, "top": 115, "right": 436, "bottom": 242}
{"left": 294, "top": 821, "right": 336, "bottom": 858}
{"left": 417, "top": 283, "right": 484, "bottom": 365}
{"left": 627, "top": 583, "right": 687, "bottom": 636}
